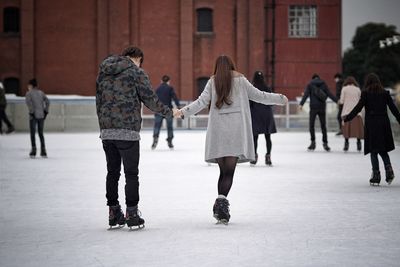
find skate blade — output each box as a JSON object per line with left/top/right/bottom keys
{"left": 387, "top": 179, "right": 394, "bottom": 185}
{"left": 369, "top": 183, "right": 380, "bottom": 186}
{"left": 216, "top": 220, "right": 229, "bottom": 225}
{"left": 107, "top": 225, "right": 125, "bottom": 231}
{"left": 129, "top": 224, "right": 145, "bottom": 231}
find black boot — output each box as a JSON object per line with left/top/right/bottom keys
{"left": 213, "top": 198, "right": 230, "bottom": 224}
{"left": 369, "top": 170, "right": 381, "bottom": 186}
{"left": 357, "top": 140, "right": 362, "bottom": 152}
{"left": 307, "top": 141, "right": 316, "bottom": 151}
{"left": 385, "top": 165, "right": 395, "bottom": 185}
{"left": 250, "top": 153, "right": 258, "bottom": 165}
{"left": 265, "top": 154, "right": 272, "bottom": 166}
{"left": 108, "top": 205, "right": 126, "bottom": 229}
{"left": 151, "top": 137, "right": 158, "bottom": 150}
{"left": 167, "top": 138, "right": 174, "bottom": 149}
{"left": 126, "top": 206, "right": 145, "bottom": 230}
{"left": 343, "top": 140, "right": 349, "bottom": 152}
{"left": 323, "top": 143, "right": 331, "bottom": 152}
{"left": 29, "top": 147, "right": 37, "bottom": 158}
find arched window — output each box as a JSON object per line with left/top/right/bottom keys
{"left": 3, "top": 77, "right": 20, "bottom": 95}
{"left": 3, "top": 7, "right": 20, "bottom": 33}
{"left": 196, "top": 8, "right": 213, "bottom": 32}
{"left": 197, "top": 77, "right": 209, "bottom": 96}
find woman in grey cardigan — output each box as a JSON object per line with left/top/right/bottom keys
{"left": 176, "top": 55, "right": 287, "bottom": 224}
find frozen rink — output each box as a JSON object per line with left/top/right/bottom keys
{"left": 1, "top": 130, "right": 400, "bottom": 267}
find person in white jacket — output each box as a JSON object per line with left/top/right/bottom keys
{"left": 175, "top": 55, "right": 288, "bottom": 224}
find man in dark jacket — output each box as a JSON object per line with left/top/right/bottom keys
{"left": 151, "top": 75, "right": 180, "bottom": 149}
{"left": 0, "top": 80, "right": 15, "bottom": 134}
{"left": 299, "top": 74, "right": 338, "bottom": 151}
{"left": 334, "top": 73, "right": 344, "bottom": 135}
{"left": 96, "top": 46, "right": 174, "bottom": 230}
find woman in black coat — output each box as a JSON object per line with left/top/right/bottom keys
{"left": 250, "top": 71, "right": 277, "bottom": 166}
{"left": 344, "top": 73, "right": 400, "bottom": 186}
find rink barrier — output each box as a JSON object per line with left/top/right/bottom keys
{"left": 3, "top": 96, "right": 400, "bottom": 142}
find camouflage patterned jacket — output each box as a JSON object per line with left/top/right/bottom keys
{"left": 96, "top": 55, "right": 172, "bottom": 141}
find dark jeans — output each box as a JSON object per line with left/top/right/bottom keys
{"left": 153, "top": 114, "right": 173, "bottom": 141}
{"left": 0, "top": 108, "right": 13, "bottom": 132}
{"left": 370, "top": 152, "right": 391, "bottom": 171}
{"left": 337, "top": 104, "right": 343, "bottom": 131}
{"left": 309, "top": 109, "right": 328, "bottom": 144}
{"left": 30, "top": 118, "right": 45, "bottom": 148}
{"left": 253, "top": 134, "right": 272, "bottom": 155}
{"left": 102, "top": 140, "right": 140, "bottom": 207}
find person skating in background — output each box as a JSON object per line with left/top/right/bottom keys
{"left": 249, "top": 71, "right": 277, "bottom": 166}
{"left": 299, "top": 74, "right": 338, "bottom": 152}
{"left": 25, "top": 79, "right": 49, "bottom": 158}
{"left": 152, "top": 75, "right": 180, "bottom": 149}
{"left": 344, "top": 73, "right": 400, "bottom": 186}
{"left": 339, "top": 76, "right": 364, "bottom": 152}
{"left": 96, "top": 46, "right": 175, "bottom": 230}
{"left": 334, "top": 73, "right": 344, "bottom": 135}
{"left": 175, "top": 55, "right": 288, "bottom": 224}
{"left": 0, "top": 80, "right": 15, "bottom": 134}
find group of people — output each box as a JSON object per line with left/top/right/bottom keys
{"left": 95, "top": 46, "right": 400, "bottom": 229}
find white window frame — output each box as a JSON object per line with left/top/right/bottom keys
{"left": 288, "top": 5, "right": 317, "bottom": 38}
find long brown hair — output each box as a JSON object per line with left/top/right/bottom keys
{"left": 364, "top": 73, "right": 384, "bottom": 93}
{"left": 213, "top": 55, "right": 236, "bottom": 109}
{"left": 343, "top": 76, "right": 359, "bottom": 87}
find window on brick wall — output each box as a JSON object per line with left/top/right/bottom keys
{"left": 4, "top": 77, "right": 20, "bottom": 95}
{"left": 197, "top": 77, "right": 209, "bottom": 96}
{"left": 196, "top": 8, "right": 213, "bottom": 32}
{"left": 288, "top": 5, "right": 317, "bottom": 38}
{"left": 3, "top": 7, "right": 20, "bottom": 33}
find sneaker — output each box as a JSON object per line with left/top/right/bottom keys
{"left": 108, "top": 205, "right": 126, "bottom": 229}
{"left": 126, "top": 206, "right": 145, "bottom": 229}
{"left": 213, "top": 198, "right": 230, "bottom": 224}
{"left": 265, "top": 154, "right": 272, "bottom": 166}
{"left": 250, "top": 153, "right": 258, "bottom": 165}
{"left": 307, "top": 141, "right": 316, "bottom": 151}
{"left": 323, "top": 143, "right": 331, "bottom": 152}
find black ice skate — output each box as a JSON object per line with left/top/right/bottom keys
{"left": 126, "top": 206, "right": 145, "bottom": 230}
{"left": 369, "top": 170, "right": 381, "bottom": 186}
{"left": 151, "top": 137, "right": 158, "bottom": 150}
{"left": 323, "top": 143, "right": 331, "bottom": 152}
{"left": 343, "top": 141, "right": 349, "bottom": 152}
{"left": 385, "top": 165, "right": 395, "bottom": 185}
{"left": 213, "top": 198, "right": 230, "bottom": 225}
{"left": 40, "top": 147, "right": 47, "bottom": 158}
{"left": 250, "top": 153, "right": 258, "bottom": 165}
{"left": 307, "top": 141, "right": 316, "bottom": 151}
{"left": 29, "top": 147, "right": 37, "bottom": 158}
{"left": 108, "top": 205, "right": 126, "bottom": 230}
{"left": 265, "top": 154, "right": 272, "bottom": 166}
{"left": 357, "top": 140, "right": 362, "bottom": 152}
{"left": 167, "top": 138, "right": 174, "bottom": 149}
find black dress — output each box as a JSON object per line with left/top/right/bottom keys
{"left": 250, "top": 85, "right": 277, "bottom": 135}
{"left": 344, "top": 90, "right": 400, "bottom": 155}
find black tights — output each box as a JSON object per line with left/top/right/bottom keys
{"left": 216, "top": 157, "right": 238, "bottom": 197}
{"left": 370, "top": 152, "right": 391, "bottom": 171}
{"left": 253, "top": 134, "right": 272, "bottom": 155}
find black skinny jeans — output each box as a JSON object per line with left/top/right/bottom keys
{"left": 0, "top": 107, "right": 13, "bottom": 131}
{"left": 370, "top": 151, "right": 391, "bottom": 172}
{"left": 102, "top": 140, "right": 140, "bottom": 207}
{"left": 30, "top": 118, "right": 45, "bottom": 149}
{"left": 309, "top": 109, "right": 328, "bottom": 144}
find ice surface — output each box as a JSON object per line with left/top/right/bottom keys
{"left": 1, "top": 131, "right": 400, "bottom": 267}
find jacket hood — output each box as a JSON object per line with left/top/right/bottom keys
{"left": 100, "top": 55, "right": 134, "bottom": 76}
{"left": 310, "top": 78, "right": 325, "bottom": 87}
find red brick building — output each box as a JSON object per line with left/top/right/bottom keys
{"left": 0, "top": 0, "right": 341, "bottom": 100}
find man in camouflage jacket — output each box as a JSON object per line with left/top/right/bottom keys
{"left": 96, "top": 46, "right": 173, "bottom": 228}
